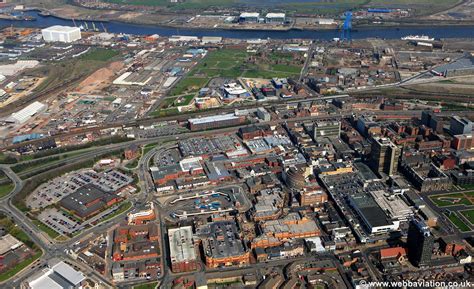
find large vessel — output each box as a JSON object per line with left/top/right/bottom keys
{"left": 401, "top": 35, "right": 435, "bottom": 41}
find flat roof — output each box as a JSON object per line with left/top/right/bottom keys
{"left": 42, "top": 25, "right": 80, "bottom": 33}
{"left": 188, "top": 113, "right": 239, "bottom": 125}
{"left": 0, "top": 234, "right": 22, "bottom": 255}
{"left": 168, "top": 226, "right": 197, "bottom": 263}
{"left": 240, "top": 12, "right": 260, "bottom": 18}
{"left": 52, "top": 261, "right": 86, "bottom": 285}
{"left": 266, "top": 13, "right": 286, "bottom": 18}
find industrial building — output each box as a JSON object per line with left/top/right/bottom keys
{"left": 41, "top": 25, "right": 81, "bottom": 43}
{"left": 6, "top": 101, "right": 46, "bottom": 124}
{"left": 239, "top": 12, "right": 260, "bottom": 23}
{"left": 188, "top": 113, "right": 245, "bottom": 131}
{"left": 168, "top": 226, "right": 198, "bottom": 273}
{"left": 265, "top": 13, "right": 286, "bottom": 24}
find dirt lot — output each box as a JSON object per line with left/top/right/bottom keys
{"left": 75, "top": 61, "right": 123, "bottom": 94}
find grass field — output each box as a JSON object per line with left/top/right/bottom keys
{"left": 0, "top": 182, "right": 14, "bottom": 198}
{"left": 461, "top": 209, "right": 474, "bottom": 225}
{"left": 32, "top": 220, "right": 60, "bottom": 239}
{"left": 430, "top": 193, "right": 472, "bottom": 207}
{"left": 445, "top": 212, "right": 471, "bottom": 232}
{"left": 133, "top": 282, "right": 158, "bottom": 289}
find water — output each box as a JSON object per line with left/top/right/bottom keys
{"left": 3, "top": 10, "right": 474, "bottom": 40}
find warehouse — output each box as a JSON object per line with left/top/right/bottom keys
{"left": 265, "top": 13, "right": 286, "bottom": 24}
{"left": 28, "top": 261, "right": 86, "bottom": 289}
{"left": 188, "top": 113, "right": 245, "bottom": 131}
{"left": 41, "top": 25, "right": 81, "bottom": 43}
{"left": 6, "top": 101, "right": 46, "bottom": 123}
{"left": 239, "top": 12, "right": 260, "bottom": 23}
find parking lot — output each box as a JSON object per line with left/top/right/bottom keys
{"left": 38, "top": 208, "right": 83, "bottom": 236}
{"left": 178, "top": 135, "right": 242, "bottom": 157}
{"left": 27, "top": 169, "right": 133, "bottom": 210}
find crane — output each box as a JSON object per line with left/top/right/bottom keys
{"left": 340, "top": 11, "right": 352, "bottom": 42}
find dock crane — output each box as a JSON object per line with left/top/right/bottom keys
{"left": 101, "top": 22, "right": 107, "bottom": 33}
{"left": 340, "top": 11, "right": 352, "bottom": 42}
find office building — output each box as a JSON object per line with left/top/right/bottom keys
{"left": 450, "top": 116, "right": 473, "bottom": 135}
{"left": 407, "top": 219, "right": 434, "bottom": 267}
{"left": 312, "top": 121, "right": 341, "bottom": 142}
{"left": 369, "top": 137, "right": 401, "bottom": 176}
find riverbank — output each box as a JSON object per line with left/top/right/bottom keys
{"left": 4, "top": 10, "right": 474, "bottom": 40}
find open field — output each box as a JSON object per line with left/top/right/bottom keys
{"left": 445, "top": 212, "right": 471, "bottom": 232}
{"left": 430, "top": 192, "right": 473, "bottom": 207}
{"left": 0, "top": 182, "right": 14, "bottom": 198}
{"left": 133, "top": 281, "right": 158, "bottom": 289}
{"left": 461, "top": 209, "right": 474, "bottom": 225}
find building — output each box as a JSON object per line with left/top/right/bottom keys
{"left": 239, "top": 12, "right": 260, "bottom": 23}
{"left": 348, "top": 194, "right": 399, "bottom": 235}
{"left": 28, "top": 261, "right": 86, "bottom": 289}
{"left": 407, "top": 219, "right": 434, "bottom": 267}
{"left": 0, "top": 234, "right": 22, "bottom": 256}
{"left": 450, "top": 116, "right": 473, "bottom": 135}
{"left": 312, "top": 121, "right": 341, "bottom": 142}
{"left": 41, "top": 25, "right": 81, "bottom": 43}
{"left": 299, "top": 187, "right": 328, "bottom": 207}
{"left": 188, "top": 113, "right": 245, "bottom": 131}
{"left": 112, "top": 223, "right": 160, "bottom": 261}
{"left": 421, "top": 111, "right": 444, "bottom": 133}
{"left": 168, "top": 226, "right": 198, "bottom": 273}
{"left": 265, "top": 13, "right": 286, "bottom": 24}
{"left": 400, "top": 159, "right": 451, "bottom": 193}
{"left": 6, "top": 101, "right": 47, "bottom": 124}
{"left": 60, "top": 184, "right": 122, "bottom": 219}
{"left": 369, "top": 137, "right": 400, "bottom": 176}
{"left": 127, "top": 202, "right": 156, "bottom": 225}
{"left": 257, "top": 107, "right": 271, "bottom": 121}
{"left": 198, "top": 221, "right": 250, "bottom": 268}
{"left": 452, "top": 133, "right": 474, "bottom": 150}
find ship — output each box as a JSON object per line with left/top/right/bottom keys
{"left": 401, "top": 35, "right": 435, "bottom": 42}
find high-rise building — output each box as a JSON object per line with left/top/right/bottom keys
{"left": 450, "top": 116, "right": 473, "bottom": 135}
{"left": 312, "top": 121, "right": 341, "bottom": 142}
{"left": 421, "top": 111, "right": 444, "bottom": 133}
{"left": 369, "top": 137, "right": 401, "bottom": 176}
{"left": 407, "top": 218, "right": 434, "bottom": 267}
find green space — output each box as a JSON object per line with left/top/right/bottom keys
{"left": 125, "top": 157, "right": 140, "bottom": 169}
{"left": 99, "top": 201, "right": 132, "bottom": 223}
{"left": 133, "top": 281, "right": 158, "bottom": 289}
{"left": 461, "top": 209, "right": 474, "bottom": 225}
{"left": 143, "top": 144, "right": 158, "bottom": 155}
{"left": 175, "top": 94, "right": 195, "bottom": 106}
{"left": 170, "top": 77, "right": 208, "bottom": 96}
{"left": 0, "top": 252, "right": 41, "bottom": 282}
{"left": 32, "top": 220, "right": 60, "bottom": 239}
{"left": 149, "top": 107, "right": 179, "bottom": 117}
{"left": 445, "top": 212, "right": 471, "bottom": 232}
{"left": 430, "top": 193, "right": 472, "bottom": 207}
{"left": 80, "top": 48, "right": 119, "bottom": 61}
{"left": 0, "top": 182, "right": 14, "bottom": 198}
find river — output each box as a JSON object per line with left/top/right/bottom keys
{"left": 3, "top": 10, "right": 474, "bottom": 40}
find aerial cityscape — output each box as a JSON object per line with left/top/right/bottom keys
{"left": 0, "top": 0, "right": 473, "bottom": 288}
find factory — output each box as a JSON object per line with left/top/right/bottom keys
{"left": 41, "top": 25, "right": 82, "bottom": 43}
{"left": 28, "top": 261, "right": 86, "bottom": 289}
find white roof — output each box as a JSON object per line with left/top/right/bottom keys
{"left": 188, "top": 113, "right": 239, "bottom": 125}
{"left": 29, "top": 275, "right": 63, "bottom": 289}
{"left": 0, "top": 234, "right": 22, "bottom": 255}
{"left": 52, "top": 261, "right": 86, "bottom": 285}
{"left": 266, "top": 13, "right": 286, "bottom": 18}
{"left": 42, "top": 25, "right": 80, "bottom": 33}
{"left": 9, "top": 101, "right": 46, "bottom": 123}
{"left": 169, "top": 226, "right": 196, "bottom": 262}
{"left": 240, "top": 12, "right": 260, "bottom": 18}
